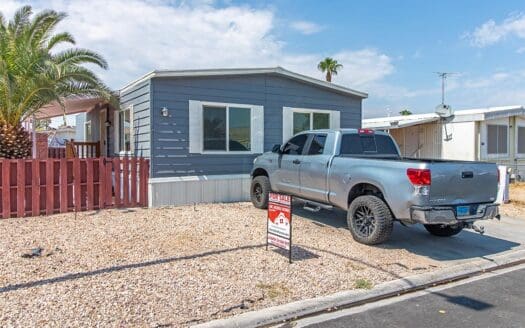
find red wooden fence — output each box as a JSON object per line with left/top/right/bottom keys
{"left": 48, "top": 147, "right": 66, "bottom": 158}
{"left": 0, "top": 157, "right": 149, "bottom": 219}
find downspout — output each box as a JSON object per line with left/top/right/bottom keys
{"left": 32, "top": 114, "right": 37, "bottom": 159}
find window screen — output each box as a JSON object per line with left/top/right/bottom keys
{"left": 487, "top": 124, "right": 508, "bottom": 155}
{"left": 203, "top": 106, "right": 227, "bottom": 151}
{"left": 518, "top": 127, "right": 525, "bottom": 154}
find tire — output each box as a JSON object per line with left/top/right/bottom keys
{"left": 424, "top": 224, "right": 463, "bottom": 237}
{"left": 250, "top": 176, "right": 271, "bottom": 209}
{"left": 347, "top": 195, "right": 393, "bottom": 245}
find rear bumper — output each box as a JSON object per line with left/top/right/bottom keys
{"left": 410, "top": 204, "right": 499, "bottom": 225}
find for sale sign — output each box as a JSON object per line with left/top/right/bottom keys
{"left": 267, "top": 193, "right": 292, "bottom": 262}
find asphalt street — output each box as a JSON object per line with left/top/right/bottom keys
{"left": 296, "top": 266, "right": 525, "bottom": 328}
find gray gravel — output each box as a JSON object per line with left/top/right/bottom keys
{"left": 0, "top": 203, "right": 440, "bottom": 327}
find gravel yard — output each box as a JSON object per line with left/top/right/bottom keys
{"left": 0, "top": 203, "right": 441, "bottom": 327}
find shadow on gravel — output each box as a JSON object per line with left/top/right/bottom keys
{"left": 292, "top": 205, "right": 520, "bottom": 262}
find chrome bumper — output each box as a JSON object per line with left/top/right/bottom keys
{"left": 410, "top": 204, "right": 500, "bottom": 225}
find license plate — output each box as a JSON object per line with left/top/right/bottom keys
{"left": 456, "top": 206, "right": 470, "bottom": 217}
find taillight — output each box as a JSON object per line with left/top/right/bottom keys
{"left": 407, "top": 168, "right": 431, "bottom": 186}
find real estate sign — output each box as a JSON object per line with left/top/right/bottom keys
{"left": 267, "top": 192, "right": 292, "bottom": 263}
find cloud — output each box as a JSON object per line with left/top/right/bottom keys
{"left": 0, "top": 0, "right": 393, "bottom": 94}
{"left": 290, "top": 20, "right": 324, "bottom": 35}
{"left": 468, "top": 13, "right": 525, "bottom": 47}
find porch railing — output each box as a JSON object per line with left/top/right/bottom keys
{"left": 65, "top": 140, "right": 100, "bottom": 158}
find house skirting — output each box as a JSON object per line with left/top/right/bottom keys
{"left": 148, "top": 174, "right": 251, "bottom": 207}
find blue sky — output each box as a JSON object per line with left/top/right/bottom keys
{"left": 2, "top": 0, "right": 525, "bottom": 117}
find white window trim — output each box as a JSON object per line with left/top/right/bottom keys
{"left": 516, "top": 117, "right": 525, "bottom": 158}
{"left": 84, "top": 120, "right": 92, "bottom": 141}
{"left": 189, "top": 100, "right": 264, "bottom": 155}
{"left": 484, "top": 119, "right": 510, "bottom": 159}
{"left": 114, "top": 105, "right": 134, "bottom": 156}
{"left": 282, "top": 107, "right": 340, "bottom": 143}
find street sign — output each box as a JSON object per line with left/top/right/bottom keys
{"left": 267, "top": 192, "right": 292, "bottom": 263}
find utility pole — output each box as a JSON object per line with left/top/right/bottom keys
{"left": 435, "top": 72, "right": 456, "bottom": 105}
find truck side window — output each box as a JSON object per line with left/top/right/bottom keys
{"left": 283, "top": 134, "right": 308, "bottom": 155}
{"left": 340, "top": 134, "right": 398, "bottom": 156}
{"left": 307, "top": 134, "right": 327, "bottom": 155}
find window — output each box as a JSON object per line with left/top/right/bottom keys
{"left": 283, "top": 134, "right": 308, "bottom": 155}
{"left": 203, "top": 105, "right": 251, "bottom": 152}
{"left": 340, "top": 134, "right": 399, "bottom": 156}
{"left": 189, "top": 100, "right": 264, "bottom": 154}
{"left": 292, "top": 112, "right": 330, "bottom": 135}
{"left": 307, "top": 134, "right": 327, "bottom": 155}
{"left": 487, "top": 124, "right": 508, "bottom": 155}
{"left": 283, "top": 107, "right": 339, "bottom": 143}
{"left": 118, "top": 107, "right": 132, "bottom": 153}
{"left": 518, "top": 126, "right": 525, "bottom": 154}
{"left": 84, "top": 121, "right": 92, "bottom": 141}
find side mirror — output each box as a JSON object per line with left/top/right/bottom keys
{"left": 272, "top": 144, "right": 282, "bottom": 153}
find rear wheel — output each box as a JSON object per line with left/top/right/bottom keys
{"left": 250, "top": 176, "right": 271, "bottom": 209}
{"left": 347, "top": 195, "right": 393, "bottom": 245}
{"left": 424, "top": 224, "right": 463, "bottom": 237}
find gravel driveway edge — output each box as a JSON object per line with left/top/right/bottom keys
{"left": 194, "top": 248, "right": 525, "bottom": 328}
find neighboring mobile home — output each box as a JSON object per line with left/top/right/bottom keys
{"left": 115, "top": 67, "right": 367, "bottom": 206}
{"left": 363, "top": 105, "right": 525, "bottom": 179}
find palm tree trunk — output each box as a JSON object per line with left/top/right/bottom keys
{"left": 0, "top": 121, "right": 33, "bottom": 158}
{"left": 326, "top": 72, "right": 332, "bottom": 82}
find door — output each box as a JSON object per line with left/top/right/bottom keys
{"left": 99, "top": 109, "right": 107, "bottom": 156}
{"left": 300, "top": 133, "right": 330, "bottom": 202}
{"left": 274, "top": 134, "right": 308, "bottom": 195}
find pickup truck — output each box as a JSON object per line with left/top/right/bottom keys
{"left": 250, "top": 128, "right": 500, "bottom": 245}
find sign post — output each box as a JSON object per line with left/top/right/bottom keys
{"left": 267, "top": 192, "right": 292, "bottom": 263}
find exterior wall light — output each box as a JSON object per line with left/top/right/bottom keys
{"left": 161, "top": 107, "right": 169, "bottom": 117}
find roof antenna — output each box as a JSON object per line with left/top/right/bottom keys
{"left": 434, "top": 72, "right": 456, "bottom": 141}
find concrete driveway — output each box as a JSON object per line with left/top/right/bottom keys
{"left": 294, "top": 206, "right": 525, "bottom": 265}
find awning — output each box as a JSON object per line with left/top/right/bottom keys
{"left": 363, "top": 116, "right": 440, "bottom": 130}
{"left": 36, "top": 97, "right": 107, "bottom": 119}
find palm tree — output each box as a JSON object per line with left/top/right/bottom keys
{"left": 399, "top": 109, "right": 412, "bottom": 116}
{"left": 0, "top": 6, "right": 111, "bottom": 158}
{"left": 317, "top": 57, "right": 343, "bottom": 82}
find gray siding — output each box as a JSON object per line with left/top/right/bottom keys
{"left": 119, "top": 80, "right": 152, "bottom": 158}
{"left": 149, "top": 73, "right": 362, "bottom": 178}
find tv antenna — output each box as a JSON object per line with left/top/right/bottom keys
{"left": 434, "top": 72, "right": 457, "bottom": 105}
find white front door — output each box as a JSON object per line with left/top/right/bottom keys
{"left": 99, "top": 109, "right": 107, "bottom": 156}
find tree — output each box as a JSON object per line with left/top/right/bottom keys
{"left": 0, "top": 6, "right": 111, "bottom": 158}
{"left": 317, "top": 57, "right": 343, "bottom": 82}
{"left": 399, "top": 109, "right": 412, "bottom": 116}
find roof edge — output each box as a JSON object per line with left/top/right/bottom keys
{"left": 119, "top": 67, "right": 368, "bottom": 98}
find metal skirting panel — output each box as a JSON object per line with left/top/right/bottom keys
{"left": 149, "top": 175, "right": 251, "bottom": 207}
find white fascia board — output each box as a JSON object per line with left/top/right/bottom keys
{"left": 120, "top": 67, "right": 368, "bottom": 99}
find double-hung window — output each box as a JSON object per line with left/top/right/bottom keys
{"left": 517, "top": 118, "right": 525, "bottom": 157}
{"left": 189, "top": 100, "right": 264, "bottom": 154}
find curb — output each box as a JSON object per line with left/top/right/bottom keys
{"left": 193, "top": 248, "right": 525, "bottom": 328}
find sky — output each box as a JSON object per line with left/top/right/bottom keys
{"left": 2, "top": 0, "right": 525, "bottom": 118}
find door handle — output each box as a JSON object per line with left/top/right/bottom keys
{"left": 292, "top": 159, "right": 301, "bottom": 165}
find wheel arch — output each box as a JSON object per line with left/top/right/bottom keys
{"left": 347, "top": 182, "right": 396, "bottom": 219}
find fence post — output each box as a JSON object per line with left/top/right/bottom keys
{"left": 113, "top": 157, "right": 121, "bottom": 208}
{"left": 32, "top": 160, "right": 40, "bottom": 217}
{"left": 99, "top": 158, "right": 106, "bottom": 209}
{"left": 73, "top": 158, "right": 81, "bottom": 212}
{"left": 122, "top": 157, "right": 130, "bottom": 207}
{"left": 60, "top": 158, "right": 68, "bottom": 213}
{"left": 17, "top": 159, "right": 25, "bottom": 218}
{"left": 86, "top": 158, "right": 94, "bottom": 210}
{"left": 130, "top": 157, "right": 137, "bottom": 206}
{"left": 2, "top": 161, "right": 10, "bottom": 218}
{"left": 45, "top": 159, "right": 54, "bottom": 215}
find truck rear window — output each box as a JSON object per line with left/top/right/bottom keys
{"left": 340, "top": 134, "right": 399, "bottom": 156}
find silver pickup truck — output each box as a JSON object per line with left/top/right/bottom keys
{"left": 250, "top": 128, "right": 500, "bottom": 245}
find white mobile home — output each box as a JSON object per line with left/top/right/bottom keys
{"left": 363, "top": 106, "right": 525, "bottom": 179}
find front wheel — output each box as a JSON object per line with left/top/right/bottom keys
{"left": 424, "top": 224, "right": 463, "bottom": 237}
{"left": 347, "top": 195, "right": 393, "bottom": 245}
{"left": 250, "top": 176, "right": 271, "bottom": 209}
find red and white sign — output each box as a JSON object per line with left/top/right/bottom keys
{"left": 267, "top": 193, "right": 292, "bottom": 251}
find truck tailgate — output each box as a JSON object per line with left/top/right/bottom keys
{"left": 428, "top": 162, "right": 498, "bottom": 205}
